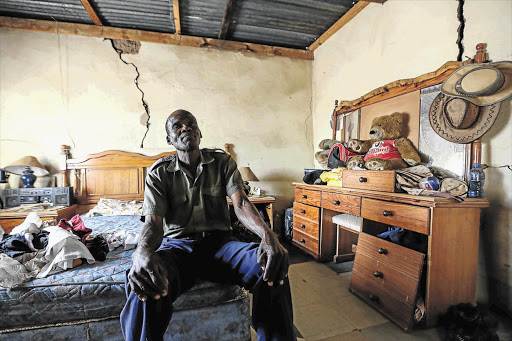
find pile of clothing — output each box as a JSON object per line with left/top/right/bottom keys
{"left": 0, "top": 212, "right": 113, "bottom": 289}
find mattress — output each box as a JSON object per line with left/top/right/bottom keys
{"left": 0, "top": 215, "right": 246, "bottom": 333}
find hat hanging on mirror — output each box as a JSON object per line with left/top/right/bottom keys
{"left": 429, "top": 93, "right": 500, "bottom": 143}
{"left": 441, "top": 61, "right": 512, "bottom": 106}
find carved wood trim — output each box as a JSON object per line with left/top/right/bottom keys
{"left": 334, "top": 60, "right": 473, "bottom": 115}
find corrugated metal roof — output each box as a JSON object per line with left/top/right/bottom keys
{"left": 0, "top": 0, "right": 361, "bottom": 50}
{"left": 93, "top": 0, "right": 174, "bottom": 33}
{"left": 0, "top": 0, "right": 93, "bottom": 24}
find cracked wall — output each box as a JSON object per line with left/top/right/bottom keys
{"left": 0, "top": 31, "right": 313, "bottom": 233}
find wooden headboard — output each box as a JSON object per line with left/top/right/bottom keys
{"left": 60, "top": 144, "right": 232, "bottom": 214}
{"left": 60, "top": 146, "right": 174, "bottom": 214}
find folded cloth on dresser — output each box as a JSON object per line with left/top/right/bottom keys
{"left": 396, "top": 165, "right": 467, "bottom": 201}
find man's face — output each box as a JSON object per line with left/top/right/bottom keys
{"left": 166, "top": 111, "right": 201, "bottom": 152}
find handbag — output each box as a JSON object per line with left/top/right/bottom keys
{"left": 326, "top": 143, "right": 363, "bottom": 169}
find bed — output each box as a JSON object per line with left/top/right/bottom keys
{"left": 0, "top": 147, "right": 251, "bottom": 341}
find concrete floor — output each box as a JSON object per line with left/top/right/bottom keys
{"left": 250, "top": 243, "right": 512, "bottom": 341}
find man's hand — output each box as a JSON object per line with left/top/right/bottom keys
{"left": 128, "top": 249, "right": 169, "bottom": 301}
{"left": 257, "top": 229, "right": 289, "bottom": 286}
{"left": 231, "top": 190, "right": 289, "bottom": 287}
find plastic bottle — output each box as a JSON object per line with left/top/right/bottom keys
{"left": 468, "top": 163, "right": 486, "bottom": 198}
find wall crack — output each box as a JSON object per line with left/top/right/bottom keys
{"left": 108, "top": 39, "right": 150, "bottom": 148}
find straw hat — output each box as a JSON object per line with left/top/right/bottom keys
{"left": 429, "top": 93, "right": 501, "bottom": 143}
{"left": 441, "top": 61, "right": 512, "bottom": 106}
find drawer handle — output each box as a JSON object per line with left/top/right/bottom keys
{"left": 382, "top": 210, "right": 393, "bottom": 217}
{"left": 333, "top": 200, "right": 340, "bottom": 205}
{"left": 359, "top": 177, "right": 367, "bottom": 183}
{"left": 302, "top": 194, "right": 307, "bottom": 199}
{"left": 377, "top": 248, "right": 388, "bottom": 255}
{"left": 369, "top": 294, "right": 379, "bottom": 302}
{"left": 300, "top": 224, "right": 306, "bottom": 229}
{"left": 300, "top": 209, "right": 306, "bottom": 214}
{"left": 300, "top": 239, "right": 306, "bottom": 244}
{"left": 373, "top": 271, "right": 383, "bottom": 278}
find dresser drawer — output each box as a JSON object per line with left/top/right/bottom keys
{"left": 361, "top": 198, "right": 430, "bottom": 235}
{"left": 350, "top": 271, "right": 416, "bottom": 331}
{"left": 352, "top": 252, "right": 422, "bottom": 304}
{"left": 293, "top": 202, "right": 319, "bottom": 222}
{"left": 355, "top": 233, "right": 425, "bottom": 278}
{"left": 292, "top": 229, "right": 319, "bottom": 254}
{"left": 294, "top": 188, "right": 321, "bottom": 206}
{"left": 343, "top": 170, "right": 398, "bottom": 192}
{"left": 293, "top": 215, "right": 319, "bottom": 238}
{"left": 320, "top": 192, "right": 361, "bottom": 215}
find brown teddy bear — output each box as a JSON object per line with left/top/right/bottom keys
{"left": 346, "top": 112, "right": 421, "bottom": 170}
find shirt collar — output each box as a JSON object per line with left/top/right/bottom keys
{"left": 166, "top": 149, "right": 214, "bottom": 173}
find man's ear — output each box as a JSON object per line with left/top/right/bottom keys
{"left": 166, "top": 135, "right": 172, "bottom": 145}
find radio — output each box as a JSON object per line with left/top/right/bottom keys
{"left": 1, "top": 187, "right": 73, "bottom": 208}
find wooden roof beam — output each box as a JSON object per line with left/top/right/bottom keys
{"left": 0, "top": 16, "right": 313, "bottom": 60}
{"left": 172, "top": 0, "right": 181, "bottom": 35}
{"left": 218, "top": 0, "right": 234, "bottom": 40}
{"left": 80, "top": 0, "right": 102, "bottom": 26}
{"left": 308, "top": 1, "right": 386, "bottom": 52}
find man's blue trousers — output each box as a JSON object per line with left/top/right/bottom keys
{"left": 120, "top": 233, "right": 296, "bottom": 341}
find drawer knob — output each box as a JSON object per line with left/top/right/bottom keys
{"left": 300, "top": 224, "right": 306, "bottom": 229}
{"left": 300, "top": 239, "right": 306, "bottom": 244}
{"left": 373, "top": 271, "right": 383, "bottom": 278}
{"left": 369, "top": 294, "right": 379, "bottom": 302}
{"left": 382, "top": 210, "right": 393, "bottom": 217}
{"left": 377, "top": 248, "right": 388, "bottom": 255}
{"left": 300, "top": 209, "right": 306, "bottom": 214}
{"left": 333, "top": 200, "right": 340, "bottom": 205}
{"left": 359, "top": 177, "right": 367, "bottom": 183}
{"left": 302, "top": 194, "right": 307, "bottom": 199}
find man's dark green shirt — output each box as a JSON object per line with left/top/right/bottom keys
{"left": 141, "top": 148, "right": 245, "bottom": 238}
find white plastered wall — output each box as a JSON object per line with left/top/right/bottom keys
{"left": 0, "top": 30, "right": 315, "bottom": 232}
{"left": 313, "top": 0, "right": 512, "bottom": 312}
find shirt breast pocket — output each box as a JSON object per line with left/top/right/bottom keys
{"left": 202, "top": 185, "right": 229, "bottom": 222}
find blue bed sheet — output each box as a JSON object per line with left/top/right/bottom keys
{"left": 0, "top": 215, "right": 142, "bottom": 331}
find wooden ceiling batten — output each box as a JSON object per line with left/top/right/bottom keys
{"left": 218, "top": 0, "right": 234, "bottom": 40}
{"left": 172, "top": 0, "right": 181, "bottom": 34}
{"left": 308, "top": 1, "right": 373, "bottom": 52}
{"left": 79, "top": 0, "right": 102, "bottom": 26}
{"left": 0, "top": 16, "right": 314, "bottom": 60}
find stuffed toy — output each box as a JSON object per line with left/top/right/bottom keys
{"left": 346, "top": 112, "right": 421, "bottom": 170}
{"left": 314, "top": 138, "right": 340, "bottom": 167}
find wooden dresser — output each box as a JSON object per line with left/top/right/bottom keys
{"left": 292, "top": 180, "right": 489, "bottom": 330}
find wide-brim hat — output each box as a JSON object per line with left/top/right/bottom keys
{"left": 441, "top": 61, "right": 512, "bottom": 106}
{"left": 429, "top": 93, "right": 501, "bottom": 143}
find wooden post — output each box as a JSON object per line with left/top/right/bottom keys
{"left": 472, "top": 139, "right": 481, "bottom": 166}
{"left": 474, "top": 43, "right": 487, "bottom": 63}
{"left": 224, "top": 143, "right": 231, "bottom": 155}
{"left": 60, "top": 145, "right": 70, "bottom": 187}
{"left": 332, "top": 100, "right": 338, "bottom": 140}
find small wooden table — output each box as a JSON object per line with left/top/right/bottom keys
{"left": 0, "top": 204, "right": 77, "bottom": 234}
{"left": 227, "top": 196, "right": 276, "bottom": 230}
